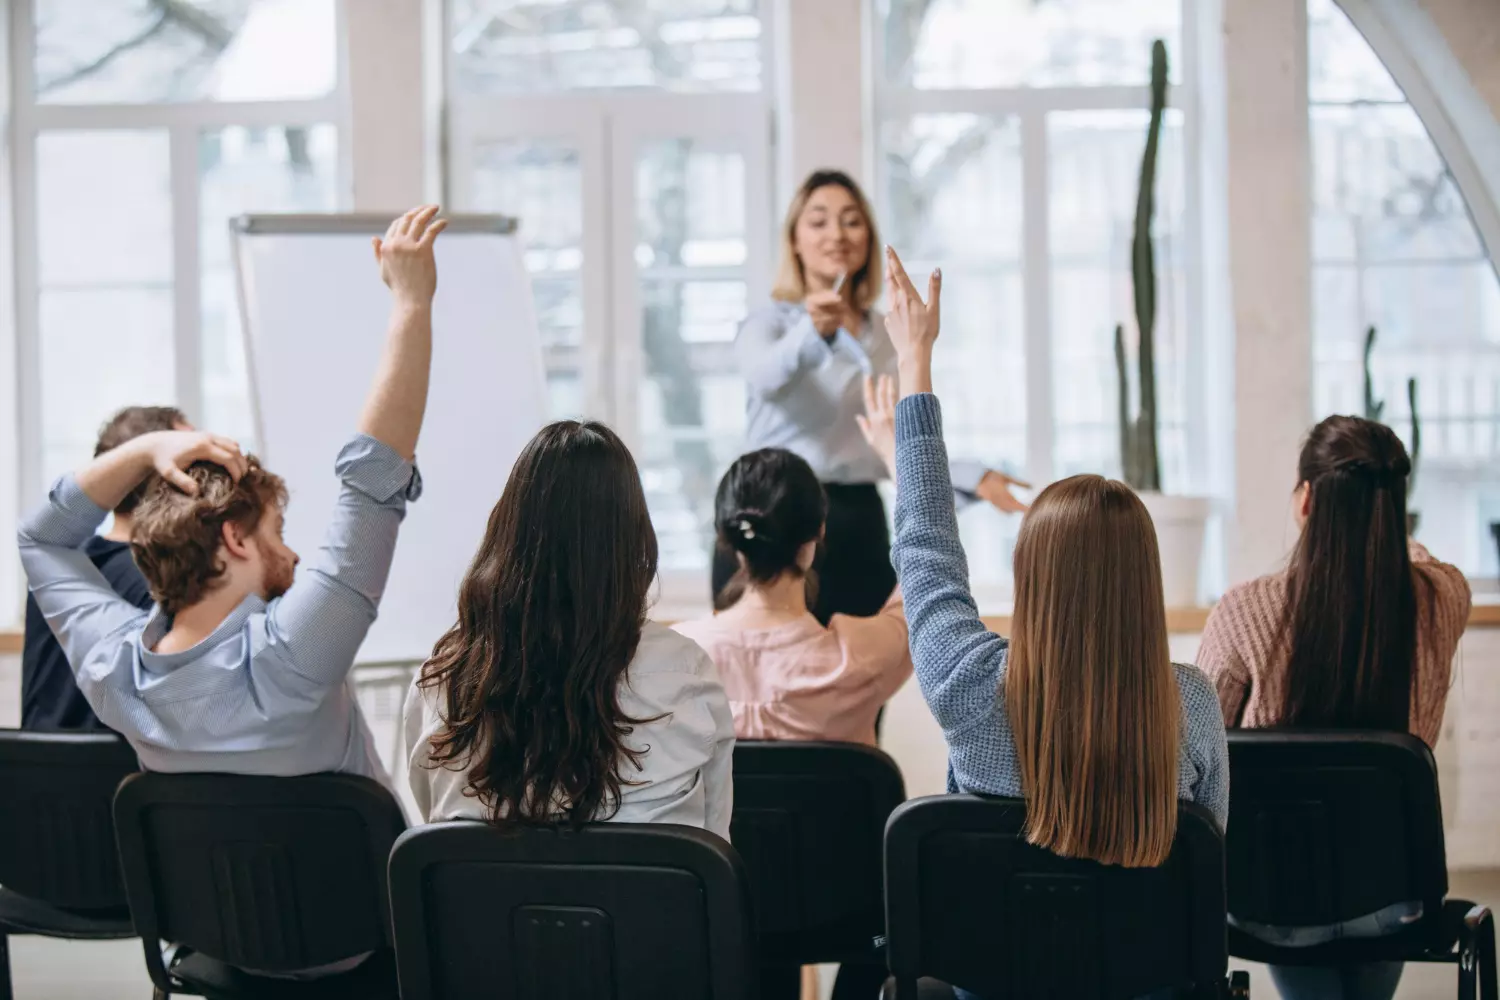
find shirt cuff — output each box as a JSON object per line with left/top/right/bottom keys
{"left": 27, "top": 473, "right": 112, "bottom": 548}
{"left": 896, "top": 393, "right": 944, "bottom": 442}
{"left": 792, "top": 313, "right": 832, "bottom": 369}
{"left": 949, "top": 460, "right": 989, "bottom": 496}
{"left": 335, "top": 434, "right": 424, "bottom": 504}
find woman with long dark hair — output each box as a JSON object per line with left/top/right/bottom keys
{"left": 402, "top": 420, "right": 735, "bottom": 836}
{"left": 725, "top": 169, "right": 1027, "bottom": 624}
{"left": 1199, "top": 414, "right": 1468, "bottom": 742}
{"left": 1198, "top": 414, "right": 1471, "bottom": 1000}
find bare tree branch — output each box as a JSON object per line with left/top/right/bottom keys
{"left": 38, "top": 10, "right": 170, "bottom": 94}
{"left": 885, "top": 123, "right": 995, "bottom": 252}
{"left": 152, "top": 0, "right": 235, "bottom": 48}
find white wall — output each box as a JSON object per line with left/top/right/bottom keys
{"left": 772, "top": 0, "right": 867, "bottom": 203}
{"left": 1222, "top": 0, "right": 1313, "bottom": 583}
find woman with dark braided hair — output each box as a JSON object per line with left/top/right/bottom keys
{"left": 1198, "top": 413, "right": 1471, "bottom": 1000}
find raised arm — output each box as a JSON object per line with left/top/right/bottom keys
{"left": 266, "top": 207, "right": 446, "bottom": 683}
{"left": 359, "top": 205, "right": 448, "bottom": 460}
{"left": 859, "top": 374, "right": 1029, "bottom": 510}
{"left": 19, "top": 431, "right": 247, "bottom": 671}
{"left": 884, "top": 248, "right": 1010, "bottom": 733}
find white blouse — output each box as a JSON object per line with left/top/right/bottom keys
{"left": 401, "top": 623, "right": 736, "bottom": 840}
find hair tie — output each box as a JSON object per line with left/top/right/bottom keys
{"left": 737, "top": 519, "right": 757, "bottom": 541}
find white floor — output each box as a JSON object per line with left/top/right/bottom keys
{"left": 10, "top": 872, "right": 1500, "bottom": 1000}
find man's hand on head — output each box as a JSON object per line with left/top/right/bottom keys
{"left": 139, "top": 431, "right": 248, "bottom": 495}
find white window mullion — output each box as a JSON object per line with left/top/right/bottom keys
{"left": 170, "top": 126, "right": 203, "bottom": 425}
{"left": 10, "top": 0, "right": 41, "bottom": 515}
{"left": 1180, "top": 0, "right": 1207, "bottom": 495}
{"left": 25, "top": 100, "right": 342, "bottom": 132}
{"left": 583, "top": 110, "right": 615, "bottom": 426}
{"left": 0, "top": 0, "right": 26, "bottom": 625}
{"left": 1020, "top": 108, "right": 1055, "bottom": 486}
{"left": 606, "top": 111, "right": 641, "bottom": 447}
{"left": 878, "top": 85, "right": 1152, "bottom": 119}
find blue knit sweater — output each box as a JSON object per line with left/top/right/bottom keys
{"left": 892, "top": 393, "right": 1230, "bottom": 829}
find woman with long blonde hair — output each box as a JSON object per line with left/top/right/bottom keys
{"left": 725, "top": 169, "right": 1028, "bottom": 625}
{"left": 880, "top": 246, "right": 1227, "bottom": 995}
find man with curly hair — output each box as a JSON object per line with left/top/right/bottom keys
{"left": 17, "top": 206, "right": 448, "bottom": 782}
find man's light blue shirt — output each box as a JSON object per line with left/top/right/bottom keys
{"left": 16, "top": 434, "right": 421, "bottom": 783}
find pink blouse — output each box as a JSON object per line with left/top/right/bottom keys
{"left": 672, "top": 589, "right": 913, "bottom": 746}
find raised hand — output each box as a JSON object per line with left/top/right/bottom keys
{"left": 141, "top": 431, "right": 248, "bottom": 495}
{"left": 883, "top": 246, "right": 941, "bottom": 360}
{"left": 373, "top": 205, "right": 449, "bottom": 305}
{"left": 855, "top": 374, "right": 899, "bottom": 478}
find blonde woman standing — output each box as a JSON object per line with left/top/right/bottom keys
{"left": 725, "top": 169, "right": 1027, "bottom": 623}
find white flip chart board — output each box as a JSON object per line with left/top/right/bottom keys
{"left": 232, "top": 214, "right": 547, "bottom": 665}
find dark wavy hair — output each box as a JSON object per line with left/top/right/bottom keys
{"left": 131, "top": 458, "right": 287, "bottom": 616}
{"left": 419, "top": 420, "right": 660, "bottom": 827}
{"left": 1280, "top": 414, "right": 1425, "bottom": 730}
{"left": 712, "top": 448, "right": 827, "bottom": 612}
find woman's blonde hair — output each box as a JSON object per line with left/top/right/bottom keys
{"left": 1006, "top": 475, "right": 1179, "bottom": 868}
{"left": 771, "top": 169, "right": 882, "bottom": 312}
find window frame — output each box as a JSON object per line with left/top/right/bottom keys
{"left": 443, "top": 0, "right": 777, "bottom": 610}
{"left": 8, "top": 0, "right": 351, "bottom": 510}
{"left": 868, "top": 0, "right": 1208, "bottom": 497}
{"left": 1307, "top": 0, "right": 1500, "bottom": 577}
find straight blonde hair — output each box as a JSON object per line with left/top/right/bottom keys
{"left": 1006, "top": 475, "right": 1179, "bottom": 868}
{"left": 771, "top": 169, "right": 883, "bottom": 312}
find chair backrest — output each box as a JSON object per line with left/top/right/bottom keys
{"left": 112, "top": 772, "right": 405, "bottom": 977}
{"left": 0, "top": 730, "right": 138, "bottom": 910}
{"left": 884, "top": 796, "right": 1228, "bottom": 1000}
{"left": 730, "top": 740, "right": 905, "bottom": 962}
{"left": 1224, "top": 730, "right": 1447, "bottom": 927}
{"left": 388, "top": 821, "right": 757, "bottom": 1000}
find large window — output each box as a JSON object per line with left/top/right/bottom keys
{"left": 14, "top": 0, "right": 344, "bottom": 503}
{"left": 1308, "top": 0, "right": 1500, "bottom": 575}
{"left": 447, "top": 1, "right": 773, "bottom": 585}
{"left": 873, "top": 0, "right": 1202, "bottom": 594}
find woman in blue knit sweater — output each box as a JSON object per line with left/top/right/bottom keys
{"left": 880, "top": 246, "right": 1229, "bottom": 994}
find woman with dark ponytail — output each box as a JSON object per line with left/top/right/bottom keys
{"left": 674, "top": 444, "right": 912, "bottom": 748}
{"left": 1199, "top": 414, "right": 1471, "bottom": 1000}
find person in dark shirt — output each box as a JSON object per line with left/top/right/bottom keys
{"left": 21, "top": 405, "right": 188, "bottom": 730}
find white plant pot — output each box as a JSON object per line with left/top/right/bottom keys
{"left": 1137, "top": 492, "right": 1211, "bottom": 608}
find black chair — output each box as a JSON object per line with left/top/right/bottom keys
{"left": 0, "top": 730, "right": 139, "bottom": 1000}
{"left": 882, "top": 795, "right": 1247, "bottom": 1000}
{"left": 731, "top": 741, "right": 905, "bottom": 998}
{"left": 1225, "top": 730, "right": 1497, "bottom": 1000}
{"left": 112, "top": 772, "right": 405, "bottom": 1000}
{"left": 388, "top": 821, "right": 757, "bottom": 1000}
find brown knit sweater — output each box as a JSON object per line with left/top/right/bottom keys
{"left": 1197, "top": 542, "right": 1471, "bottom": 747}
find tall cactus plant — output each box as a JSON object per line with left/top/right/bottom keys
{"left": 1362, "top": 324, "right": 1422, "bottom": 495}
{"left": 1115, "top": 39, "right": 1168, "bottom": 493}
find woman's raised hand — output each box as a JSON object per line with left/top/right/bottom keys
{"left": 884, "top": 246, "right": 941, "bottom": 395}
{"left": 856, "top": 374, "right": 899, "bottom": 478}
